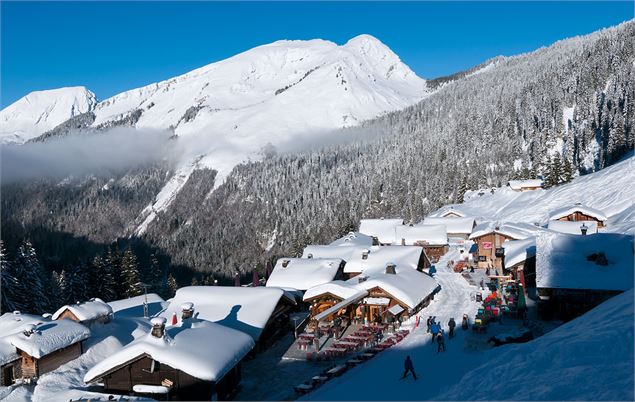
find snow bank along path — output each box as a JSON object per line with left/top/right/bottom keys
{"left": 306, "top": 247, "right": 486, "bottom": 400}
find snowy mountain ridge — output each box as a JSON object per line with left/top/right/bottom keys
{"left": 1, "top": 35, "right": 430, "bottom": 233}
{"left": 0, "top": 87, "right": 97, "bottom": 144}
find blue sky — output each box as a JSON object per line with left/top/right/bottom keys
{"left": 1, "top": 1, "right": 633, "bottom": 107}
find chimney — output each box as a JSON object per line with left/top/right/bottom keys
{"left": 307, "top": 253, "right": 313, "bottom": 259}
{"left": 401, "top": 238, "right": 406, "bottom": 246}
{"left": 362, "top": 249, "right": 369, "bottom": 260}
{"left": 151, "top": 317, "right": 167, "bottom": 338}
{"left": 580, "top": 223, "right": 588, "bottom": 236}
{"left": 23, "top": 324, "right": 37, "bottom": 337}
{"left": 358, "top": 275, "right": 368, "bottom": 284}
{"left": 281, "top": 259, "right": 290, "bottom": 268}
{"left": 181, "top": 302, "right": 194, "bottom": 320}
{"left": 385, "top": 263, "right": 396, "bottom": 275}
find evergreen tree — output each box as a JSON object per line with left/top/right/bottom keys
{"left": 147, "top": 254, "right": 164, "bottom": 295}
{"left": 91, "top": 255, "right": 117, "bottom": 301}
{"left": 1, "top": 242, "right": 21, "bottom": 313}
{"left": 64, "top": 262, "right": 89, "bottom": 305}
{"left": 105, "top": 245, "right": 123, "bottom": 299}
{"left": 14, "top": 240, "right": 47, "bottom": 314}
{"left": 121, "top": 248, "right": 143, "bottom": 297}
{"left": 561, "top": 157, "right": 574, "bottom": 184}
{"left": 166, "top": 273, "right": 178, "bottom": 298}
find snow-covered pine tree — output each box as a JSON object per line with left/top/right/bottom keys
{"left": 121, "top": 248, "right": 143, "bottom": 297}
{"left": 91, "top": 255, "right": 117, "bottom": 302}
{"left": 14, "top": 240, "right": 47, "bottom": 314}
{"left": 147, "top": 253, "right": 164, "bottom": 295}
{"left": 166, "top": 273, "right": 178, "bottom": 298}
{"left": 105, "top": 245, "right": 123, "bottom": 299}
{"left": 0, "top": 241, "right": 21, "bottom": 314}
{"left": 561, "top": 156, "right": 574, "bottom": 184}
{"left": 64, "top": 262, "right": 89, "bottom": 305}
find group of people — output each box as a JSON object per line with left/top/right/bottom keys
{"left": 426, "top": 316, "right": 453, "bottom": 353}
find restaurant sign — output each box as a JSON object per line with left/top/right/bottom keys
{"left": 482, "top": 241, "right": 493, "bottom": 249}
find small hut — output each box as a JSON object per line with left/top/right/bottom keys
{"left": 5, "top": 319, "right": 90, "bottom": 379}
{"left": 52, "top": 298, "right": 113, "bottom": 326}
{"left": 548, "top": 204, "right": 607, "bottom": 228}
{"left": 84, "top": 315, "right": 254, "bottom": 400}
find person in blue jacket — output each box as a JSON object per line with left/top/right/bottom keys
{"left": 430, "top": 321, "right": 440, "bottom": 343}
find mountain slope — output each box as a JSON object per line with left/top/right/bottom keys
{"left": 0, "top": 87, "right": 97, "bottom": 144}
{"left": 435, "top": 152, "right": 635, "bottom": 235}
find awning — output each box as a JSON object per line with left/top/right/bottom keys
{"left": 314, "top": 290, "right": 368, "bottom": 322}
{"left": 387, "top": 304, "right": 405, "bottom": 316}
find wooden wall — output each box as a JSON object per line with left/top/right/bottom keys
{"left": 474, "top": 233, "right": 513, "bottom": 269}
{"left": 557, "top": 212, "right": 604, "bottom": 227}
{"left": 101, "top": 355, "right": 220, "bottom": 401}
{"left": 422, "top": 245, "right": 449, "bottom": 263}
{"left": 18, "top": 342, "right": 83, "bottom": 378}
{"left": 537, "top": 288, "right": 621, "bottom": 321}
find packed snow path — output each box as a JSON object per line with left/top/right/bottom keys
{"left": 305, "top": 247, "right": 488, "bottom": 400}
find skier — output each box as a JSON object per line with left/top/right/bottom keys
{"left": 426, "top": 316, "right": 433, "bottom": 333}
{"left": 430, "top": 320, "right": 440, "bottom": 343}
{"left": 401, "top": 355, "right": 417, "bottom": 380}
{"left": 448, "top": 318, "right": 456, "bottom": 339}
{"left": 461, "top": 314, "right": 469, "bottom": 330}
{"left": 437, "top": 331, "right": 446, "bottom": 353}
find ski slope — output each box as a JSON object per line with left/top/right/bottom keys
{"left": 443, "top": 154, "right": 635, "bottom": 234}
{"left": 306, "top": 247, "right": 634, "bottom": 401}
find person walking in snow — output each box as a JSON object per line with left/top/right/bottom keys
{"left": 401, "top": 355, "right": 418, "bottom": 380}
{"left": 448, "top": 318, "right": 456, "bottom": 339}
{"left": 426, "top": 316, "right": 433, "bottom": 333}
{"left": 430, "top": 321, "right": 440, "bottom": 343}
{"left": 480, "top": 279, "right": 484, "bottom": 290}
{"left": 437, "top": 331, "right": 446, "bottom": 353}
{"left": 462, "top": 314, "right": 469, "bottom": 330}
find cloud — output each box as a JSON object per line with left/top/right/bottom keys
{"left": 1, "top": 128, "right": 179, "bottom": 183}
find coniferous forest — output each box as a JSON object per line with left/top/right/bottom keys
{"left": 1, "top": 21, "right": 633, "bottom": 314}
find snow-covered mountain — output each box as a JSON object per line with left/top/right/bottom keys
{"left": 1, "top": 35, "right": 429, "bottom": 232}
{"left": 0, "top": 87, "right": 97, "bottom": 144}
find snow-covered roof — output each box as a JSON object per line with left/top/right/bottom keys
{"left": 503, "top": 237, "right": 536, "bottom": 268}
{"left": 536, "top": 232, "right": 634, "bottom": 291}
{"left": 266, "top": 258, "right": 342, "bottom": 291}
{"left": 328, "top": 232, "right": 374, "bottom": 247}
{"left": 84, "top": 320, "right": 254, "bottom": 384}
{"left": 108, "top": 294, "right": 167, "bottom": 318}
{"left": 303, "top": 280, "right": 368, "bottom": 302}
{"left": 157, "top": 286, "right": 287, "bottom": 341}
{"left": 394, "top": 224, "right": 447, "bottom": 246}
{"left": 430, "top": 206, "right": 466, "bottom": 218}
{"left": 422, "top": 217, "right": 475, "bottom": 235}
{"left": 304, "top": 267, "right": 438, "bottom": 310}
{"left": 355, "top": 267, "right": 439, "bottom": 309}
{"left": 5, "top": 319, "right": 90, "bottom": 359}
{"left": 301, "top": 245, "right": 367, "bottom": 262}
{"left": 358, "top": 219, "right": 404, "bottom": 244}
{"left": 0, "top": 312, "right": 47, "bottom": 365}
{"left": 52, "top": 298, "right": 113, "bottom": 322}
{"left": 343, "top": 245, "right": 423, "bottom": 273}
{"left": 547, "top": 220, "right": 599, "bottom": 235}
{"left": 507, "top": 179, "right": 543, "bottom": 191}
{"left": 469, "top": 221, "right": 542, "bottom": 240}
{"left": 548, "top": 204, "right": 607, "bottom": 222}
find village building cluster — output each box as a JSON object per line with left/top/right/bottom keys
{"left": 0, "top": 198, "right": 631, "bottom": 401}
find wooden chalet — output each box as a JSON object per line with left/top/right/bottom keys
{"left": 358, "top": 218, "right": 404, "bottom": 246}
{"left": 84, "top": 317, "right": 254, "bottom": 401}
{"left": 394, "top": 224, "right": 449, "bottom": 263}
{"left": 265, "top": 257, "right": 344, "bottom": 291}
{"left": 342, "top": 246, "right": 429, "bottom": 279}
{"left": 4, "top": 319, "right": 90, "bottom": 380}
{"left": 52, "top": 298, "right": 112, "bottom": 327}
{"left": 437, "top": 207, "right": 466, "bottom": 218}
{"left": 507, "top": 179, "right": 544, "bottom": 192}
{"left": 0, "top": 312, "right": 43, "bottom": 386}
{"left": 548, "top": 203, "right": 607, "bottom": 228}
{"left": 535, "top": 232, "right": 633, "bottom": 321}
{"left": 469, "top": 222, "right": 539, "bottom": 270}
{"left": 502, "top": 238, "right": 536, "bottom": 290}
{"left": 157, "top": 286, "right": 296, "bottom": 352}
{"left": 422, "top": 217, "right": 476, "bottom": 240}
{"left": 304, "top": 263, "right": 439, "bottom": 326}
